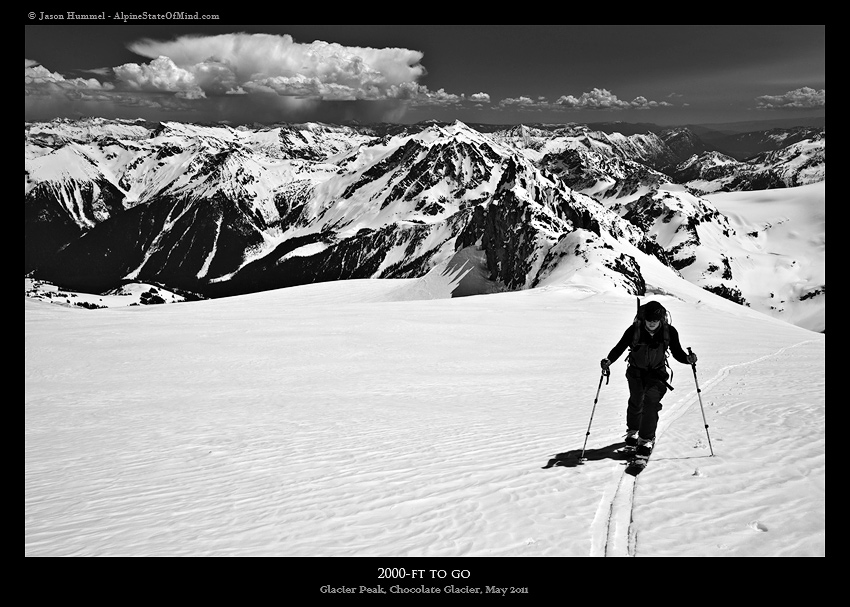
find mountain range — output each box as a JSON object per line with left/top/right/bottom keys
{"left": 24, "top": 116, "right": 825, "bottom": 331}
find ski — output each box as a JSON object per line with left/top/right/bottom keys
{"left": 628, "top": 455, "right": 648, "bottom": 468}
{"left": 625, "top": 451, "right": 651, "bottom": 473}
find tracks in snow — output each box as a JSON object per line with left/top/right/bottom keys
{"left": 588, "top": 338, "right": 820, "bottom": 557}
{"left": 590, "top": 468, "right": 637, "bottom": 556}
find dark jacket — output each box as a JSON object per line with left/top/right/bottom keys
{"left": 607, "top": 323, "right": 690, "bottom": 370}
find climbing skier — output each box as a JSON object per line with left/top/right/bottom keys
{"left": 600, "top": 300, "right": 697, "bottom": 466}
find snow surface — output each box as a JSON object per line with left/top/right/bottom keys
{"left": 26, "top": 278, "right": 824, "bottom": 564}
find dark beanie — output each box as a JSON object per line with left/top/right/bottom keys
{"left": 642, "top": 301, "right": 666, "bottom": 321}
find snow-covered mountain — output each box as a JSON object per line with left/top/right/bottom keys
{"left": 671, "top": 132, "right": 825, "bottom": 193}
{"left": 24, "top": 118, "right": 825, "bottom": 331}
{"left": 707, "top": 125, "right": 824, "bottom": 160}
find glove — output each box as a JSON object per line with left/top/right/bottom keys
{"left": 600, "top": 358, "right": 611, "bottom": 371}
{"left": 686, "top": 351, "right": 698, "bottom": 364}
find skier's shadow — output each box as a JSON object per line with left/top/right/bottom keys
{"left": 542, "top": 441, "right": 629, "bottom": 469}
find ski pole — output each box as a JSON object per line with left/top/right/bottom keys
{"left": 687, "top": 347, "right": 715, "bottom": 457}
{"left": 579, "top": 368, "right": 609, "bottom": 463}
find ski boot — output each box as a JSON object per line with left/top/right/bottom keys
{"left": 631, "top": 436, "right": 654, "bottom": 468}
{"left": 621, "top": 429, "right": 638, "bottom": 455}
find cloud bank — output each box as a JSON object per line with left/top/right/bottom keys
{"left": 26, "top": 33, "right": 452, "bottom": 123}
{"left": 496, "top": 88, "right": 673, "bottom": 113}
{"left": 25, "top": 32, "right": 824, "bottom": 125}
{"left": 756, "top": 87, "right": 825, "bottom": 110}
{"left": 123, "top": 33, "right": 428, "bottom": 101}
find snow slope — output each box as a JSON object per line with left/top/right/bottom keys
{"left": 26, "top": 271, "right": 824, "bottom": 563}
{"left": 704, "top": 181, "right": 825, "bottom": 332}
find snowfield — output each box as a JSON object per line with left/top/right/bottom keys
{"left": 26, "top": 273, "right": 824, "bottom": 561}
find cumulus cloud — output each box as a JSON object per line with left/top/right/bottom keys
{"left": 122, "top": 33, "right": 428, "bottom": 102}
{"left": 498, "top": 96, "right": 554, "bottom": 112}
{"left": 500, "top": 96, "right": 538, "bottom": 107}
{"left": 399, "top": 84, "right": 466, "bottom": 107}
{"left": 494, "top": 88, "right": 671, "bottom": 113}
{"left": 26, "top": 59, "right": 114, "bottom": 95}
{"left": 553, "top": 87, "right": 670, "bottom": 111}
{"left": 26, "top": 33, "right": 462, "bottom": 123}
{"left": 755, "top": 86, "right": 825, "bottom": 110}
{"left": 113, "top": 55, "right": 206, "bottom": 98}
{"left": 555, "top": 88, "right": 630, "bottom": 110}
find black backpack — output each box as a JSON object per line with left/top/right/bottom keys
{"left": 628, "top": 298, "right": 674, "bottom": 385}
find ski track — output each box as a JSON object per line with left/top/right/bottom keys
{"left": 589, "top": 337, "right": 820, "bottom": 557}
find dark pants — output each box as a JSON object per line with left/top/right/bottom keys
{"left": 625, "top": 365, "right": 668, "bottom": 440}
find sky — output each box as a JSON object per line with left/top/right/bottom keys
{"left": 25, "top": 22, "right": 825, "bottom": 128}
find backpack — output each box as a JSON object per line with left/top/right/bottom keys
{"left": 628, "top": 298, "right": 674, "bottom": 386}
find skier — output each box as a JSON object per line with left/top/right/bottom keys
{"left": 600, "top": 300, "right": 697, "bottom": 466}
